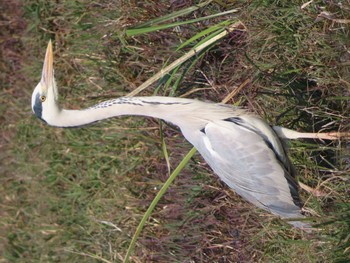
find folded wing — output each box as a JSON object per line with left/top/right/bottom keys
{"left": 197, "top": 117, "right": 303, "bottom": 219}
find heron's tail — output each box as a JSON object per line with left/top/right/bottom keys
{"left": 287, "top": 218, "right": 313, "bottom": 232}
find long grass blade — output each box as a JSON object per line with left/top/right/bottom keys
{"left": 126, "top": 9, "right": 239, "bottom": 36}
{"left": 132, "top": 0, "right": 212, "bottom": 29}
{"left": 123, "top": 147, "right": 197, "bottom": 263}
{"left": 176, "top": 20, "right": 231, "bottom": 50}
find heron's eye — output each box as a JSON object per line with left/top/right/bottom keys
{"left": 40, "top": 96, "right": 46, "bottom": 102}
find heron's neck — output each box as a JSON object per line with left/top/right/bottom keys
{"left": 47, "top": 96, "right": 206, "bottom": 128}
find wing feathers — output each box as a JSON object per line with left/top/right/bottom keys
{"left": 198, "top": 119, "right": 303, "bottom": 218}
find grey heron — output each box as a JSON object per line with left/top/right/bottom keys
{"left": 32, "top": 41, "right": 330, "bottom": 231}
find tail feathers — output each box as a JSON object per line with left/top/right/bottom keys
{"left": 271, "top": 208, "right": 314, "bottom": 232}
{"left": 287, "top": 219, "right": 313, "bottom": 232}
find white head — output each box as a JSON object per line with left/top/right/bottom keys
{"left": 31, "top": 40, "right": 60, "bottom": 124}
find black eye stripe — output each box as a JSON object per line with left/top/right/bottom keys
{"left": 33, "top": 93, "right": 43, "bottom": 120}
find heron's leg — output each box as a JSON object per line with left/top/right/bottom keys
{"left": 272, "top": 126, "right": 349, "bottom": 140}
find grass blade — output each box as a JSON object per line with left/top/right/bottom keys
{"left": 176, "top": 20, "right": 231, "bottom": 50}
{"left": 132, "top": 0, "right": 212, "bottom": 29}
{"left": 126, "top": 9, "right": 239, "bottom": 36}
{"left": 123, "top": 147, "right": 197, "bottom": 263}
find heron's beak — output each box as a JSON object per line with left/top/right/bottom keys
{"left": 40, "top": 40, "right": 54, "bottom": 90}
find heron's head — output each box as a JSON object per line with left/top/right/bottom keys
{"left": 32, "top": 40, "right": 60, "bottom": 122}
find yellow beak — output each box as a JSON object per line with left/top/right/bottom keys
{"left": 41, "top": 40, "right": 54, "bottom": 89}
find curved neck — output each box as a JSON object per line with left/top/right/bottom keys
{"left": 46, "top": 96, "right": 215, "bottom": 128}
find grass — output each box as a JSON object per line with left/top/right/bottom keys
{"left": 1, "top": 0, "right": 349, "bottom": 262}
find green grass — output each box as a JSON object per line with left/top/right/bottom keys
{"left": 1, "top": 0, "right": 349, "bottom": 262}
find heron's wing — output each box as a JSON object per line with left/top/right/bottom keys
{"left": 199, "top": 119, "right": 302, "bottom": 218}
{"left": 224, "top": 116, "right": 294, "bottom": 175}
